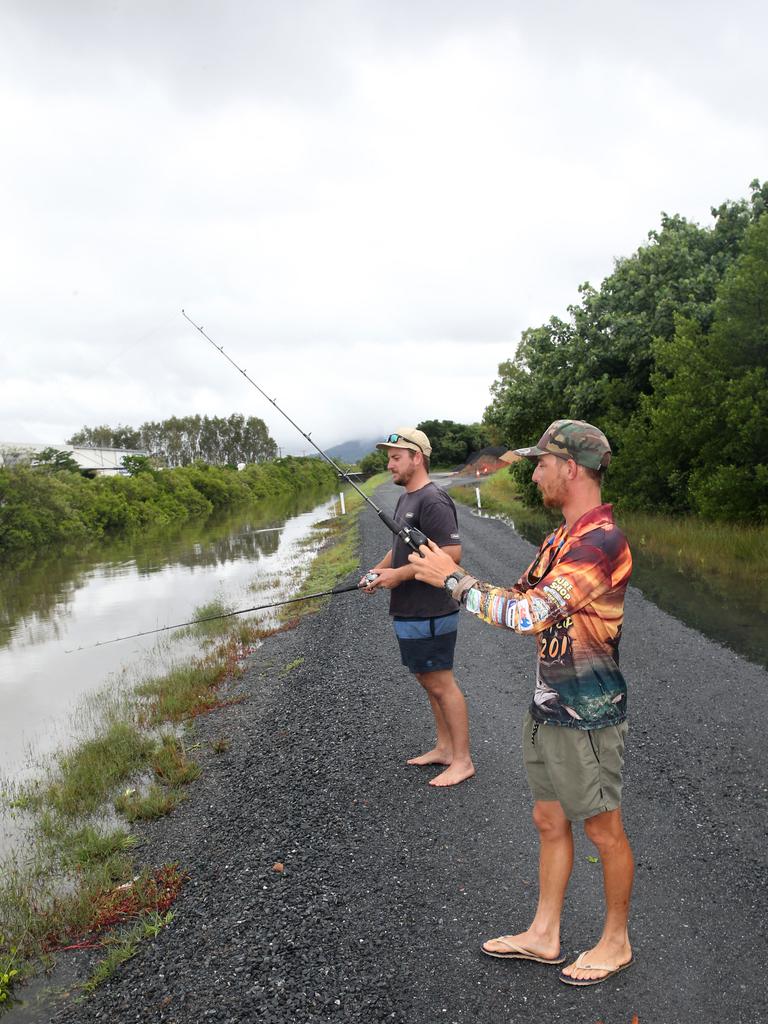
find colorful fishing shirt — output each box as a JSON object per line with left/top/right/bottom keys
{"left": 464, "top": 503, "right": 632, "bottom": 729}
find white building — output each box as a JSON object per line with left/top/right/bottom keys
{"left": 0, "top": 443, "right": 149, "bottom": 475}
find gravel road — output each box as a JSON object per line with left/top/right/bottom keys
{"left": 47, "top": 479, "right": 768, "bottom": 1024}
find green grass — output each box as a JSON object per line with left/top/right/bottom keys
{"left": 150, "top": 734, "right": 201, "bottom": 787}
{"left": 0, "top": 657, "right": 218, "bottom": 992}
{"left": 0, "top": 940, "right": 19, "bottom": 1005}
{"left": 81, "top": 910, "right": 174, "bottom": 993}
{"left": 281, "top": 658, "right": 304, "bottom": 675}
{"left": 135, "top": 659, "right": 228, "bottom": 723}
{"left": 44, "top": 822, "right": 138, "bottom": 870}
{"left": 618, "top": 510, "right": 768, "bottom": 586}
{"left": 174, "top": 598, "right": 236, "bottom": 640}
{"left": 114, "top": 784, "right": 187, "bottom": 822}
{"left": 42, "top": 722, "right": 154, "bottom": 818}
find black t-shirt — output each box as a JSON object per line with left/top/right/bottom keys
{"left": 389, "top": 482, "right": 461, "bottom": 618}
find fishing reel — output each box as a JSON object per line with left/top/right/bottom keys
{"left": 397, "top": 524, "right": 428, "bottom": 555}
{"left": 377, "top": 510, "right": 427, "bottom": 556}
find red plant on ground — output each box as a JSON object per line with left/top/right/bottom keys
{"left": 46, "top": 864, "right": 188, "bottom": 952}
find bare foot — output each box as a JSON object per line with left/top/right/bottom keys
{"left": 406, "top": 747, "right": 452, "bottom": 766}
{"left": 428, "top": 760, "right": 476, "bottom": 787}
{"left": 559, "top": 939, "right": 633, "bottom": 984}
{"left": 482, "top": 928, "right": 561, "bottom": 962}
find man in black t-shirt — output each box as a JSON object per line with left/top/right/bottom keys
{"left": 361, "top": 427, "right": 475, "bottom": 787}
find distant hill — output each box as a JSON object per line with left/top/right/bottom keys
{"left": 324, "top": 438, "right": 380, "bottom": 463}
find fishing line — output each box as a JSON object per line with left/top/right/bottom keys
{"left": 65, "top": 580, "right": 373, "bottom": 653}
{"left": 181, "top": 310, "right": 429, "bottom": 555}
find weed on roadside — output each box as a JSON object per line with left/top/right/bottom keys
{"left": 0, "top": 939, "right": 19, "bottom": 1004}
{"left": 114, "top": 784, "right": 187, "bottom": 822}
{"left": 81, "top": 908, "right": 175, "bottom": 993}
{"left": 282, "top": 658, "right": 305, "bottom": 675}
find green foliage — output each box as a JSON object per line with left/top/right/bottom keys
{"left": 68, "top": 424, "right": 142, "bottom": 449}
{"left": 0, "top": 938, "right": 19, "bottom": 1004}
{"left": 484, "top": 180, "right": 768, "bottom": 523}
{"left": 151, "top": 735, "right": 201, "bottom": 787}
{"left": 121, "top": 454, "right": 154, "bottom": 476}
{"left": 32, "top": 447, "right": 82, "bottom": 473}
{"left": 114, "top": 784, "right": 186, "bottom": 821}
{"left": 416, "top": 420, "right": 490, "bottom": 467}
{"left": 359, "top": 448, "right": 388, "bottom": 474}
{"left": 0, "top": 457, "right": 337, "bottom": 560}
{"left": 135, "top": 660, "right": 227, "bottom": 723}
{"left": 81, "top": 910, "right": 174, "bottom": 992}
{"left": 44, "top": 722, "right": 154, "bottom": 817}
{"left": 612, "top": 210, "right": 768, "bottom": 522}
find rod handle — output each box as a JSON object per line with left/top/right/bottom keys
{"left": 377, "top": 510, "right": 428, "bottom": 557}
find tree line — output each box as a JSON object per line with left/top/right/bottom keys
{"left": 360, "top": 420, "right": 492, "bottom": 473}
{"left": 67, "top": 413, "right": 277, "bottom": 467}
{"left": 0, "top": 458, "right": 336, "bottom": 559}
{"left": 483, "top": 179, "right": 768, "bottom": 523}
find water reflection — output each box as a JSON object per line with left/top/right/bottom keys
{"left": 0, "top": 492, "right": 314, "bottom": 647}
{"left": 0, "top": 488, "right": 339, "bottom": 776}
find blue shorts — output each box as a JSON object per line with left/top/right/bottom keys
{"left": 393, "top": 613, "right": 459, "bottom": 674}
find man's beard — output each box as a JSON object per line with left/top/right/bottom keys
{"left": 391, "top": 463, "right": 414, "bottom": 487}
{"left": 540, "top": 479, "right": 567, "bottom": 509}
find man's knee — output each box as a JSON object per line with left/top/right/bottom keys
{"left": 584, "top": 808, "right": 627, "bottom": 852}
{"left": 415, "top": 669, "right": 456, "bottom": 696}
{"left": 532, "top": 800, "right": 571, "bottom": 840}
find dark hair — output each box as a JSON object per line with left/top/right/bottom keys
{"left": 583, "top": 465, "right": 605, "bottom": 485}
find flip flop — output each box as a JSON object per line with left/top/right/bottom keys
{"left": 558, "top": 951, "right": 634, "bottom": 986}
{"left": 481, "top": 936, "right": 566, "bottom": 965}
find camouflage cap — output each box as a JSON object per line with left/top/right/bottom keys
{"left": 500, "top": 419, "right": 611, "bottom": 471}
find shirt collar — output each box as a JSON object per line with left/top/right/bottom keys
{"left": 567, "top": 502, "right": 615, "bottom": 539}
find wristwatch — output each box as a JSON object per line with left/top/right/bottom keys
{"left": 443, "top": 570, "right": 466, "bottom": 596}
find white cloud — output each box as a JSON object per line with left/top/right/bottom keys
{"left": 1, "top": 1, "right": 766, "bottom": 451}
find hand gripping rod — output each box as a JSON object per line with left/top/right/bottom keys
{"left": 181, "top": 311, "right": 427, "bottom": 554}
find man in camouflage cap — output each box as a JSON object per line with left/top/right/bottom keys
{"left": 502, "top": 419, "right": 612, "bottom": 472}
{"left": 409, "top": 418, "right": 635, "bottom": 987}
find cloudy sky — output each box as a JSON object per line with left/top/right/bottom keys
{"left": 1, "top": 0, "right": 766, "bottom": 456}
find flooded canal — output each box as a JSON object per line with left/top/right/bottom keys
{"left": 0, "top": 488, "right": 341, "bottom": 781}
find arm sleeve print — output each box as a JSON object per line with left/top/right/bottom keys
{"left": 464, "top": 544, "right": 613, "bottom": 634}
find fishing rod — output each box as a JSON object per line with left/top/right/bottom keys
{"left": 65, "top": 579, "right": 376, "bottom": 653}
{"left": 181, "top": 310, "right": 428, "bottom": 555}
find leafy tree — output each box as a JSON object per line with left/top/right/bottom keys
{"left": 121, "top": 455, "right": 155, "bottom": 476}
{"left": 68, "top": 425, "right": 142, "bottom": 448}
{"left": 68, "top": 414, "right": 277, "bottom": 467}
{"left": 32, "top": 448, "right": 81, "bottom": 473}
{"left": 416, "top": 420, "right": 491, "bottom": 467}
{"left": 359, "top": 449, "right": 388, "bottom": 474}
{"left": 610, "top": 209, "right": 768, "bottom": 521}
{"left": 485, "top": 184, "right": 765, "bottom": 453}
{"left": 484, "top": 180, "right": 768, "bottom": 520}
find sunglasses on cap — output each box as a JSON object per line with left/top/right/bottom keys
{"left": 385, "top": 432, "right": 424, "bottom": 453}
